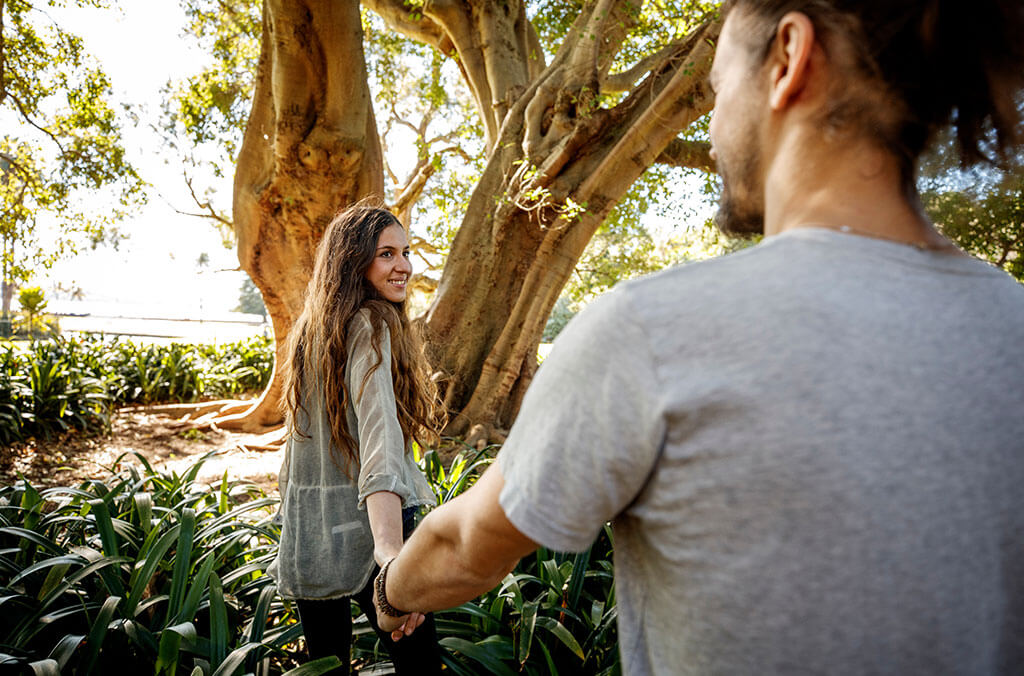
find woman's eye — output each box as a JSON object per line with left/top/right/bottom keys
{"left": 403, "top": 251, "right": 411, "bottom": 258}
{"left": 381, "top": 251, "right": 392, "bottom": 258}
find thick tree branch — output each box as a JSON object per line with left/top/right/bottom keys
{"left": 603, "top": 41, "right": 684, "bottom": 92}
{"left": 362, "top": 0, "right": 452, "bottom": 54}
{"left": 656, "top": 138, "right": 716, "bottom": 173}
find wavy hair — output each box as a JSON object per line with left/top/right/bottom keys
{"left": 281, "top": 204, "right": 444, "bottom": 477}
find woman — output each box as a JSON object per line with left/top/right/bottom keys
{"left": 267, "top": 205, "right": 444, "bottom": 675}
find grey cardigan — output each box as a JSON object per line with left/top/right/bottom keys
{"left": 267, "top": 310, "right": 435, "bottom": 599}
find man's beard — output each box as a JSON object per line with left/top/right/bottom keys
{"left": 712, "top": 138, "right": 765, "bottom": 237}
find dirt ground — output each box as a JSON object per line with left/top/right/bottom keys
{"left": 0, "top": 408, "right": 286, "bottom": 493}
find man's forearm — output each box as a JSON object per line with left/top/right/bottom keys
{"left": 385, "top": 495, "right": 515, "bottom": 611}
{"left": 382, "top": 463, "right": 538, "bottom": 614}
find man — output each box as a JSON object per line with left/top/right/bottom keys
{"left": 374, "top": 1, "right": 1024, "bottom": 673}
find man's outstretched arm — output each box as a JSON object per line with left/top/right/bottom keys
{"left": 375, "top": 461, "right": 539, "bottom": 635}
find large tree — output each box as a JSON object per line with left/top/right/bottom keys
{"left": 211, "top": 0, "right": 387, "bottom": 429}
{"left": 171, "top": 0, "right": 720, "bottom": 439}
{"left": 365, "top": 0, "right": 719, "bottom": 440}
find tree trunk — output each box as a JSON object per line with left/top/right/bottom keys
{"left": 224, "top": 0, "right": 384, "bottom": 431}
{"left": 372, "top": 0, "right": 720, "bottom": 439}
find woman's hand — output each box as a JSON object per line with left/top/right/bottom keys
{"left": 376, "top": 608, "right": 426, "bottom": 641}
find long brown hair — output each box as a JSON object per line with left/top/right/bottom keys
{"left": 281, "top": 204, "right": 443, "bottom": 477}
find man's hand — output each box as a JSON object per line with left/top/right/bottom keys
{"left": 375, "top": 605, "right": 426, "bottom": 641}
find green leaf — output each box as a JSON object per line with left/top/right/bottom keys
{"left": 123, "top": 524, "right": 180, "bottom": 618}
{"left": 155, "top": 622, "right": 197, "bottom": 676}
{"left": 517, "top": 601, "right": 539, "bottom": 664}
{"left": 175, "top": 549, "right": 218, "bottom": 626}
{"left": 246, "top": 583, "right": 276, "bottom": 643}
{"left": 82, "top": 595, "right": 120, "bottom": 675}
{"left": 27, "top": 658, "right": 60, "bottom": 676}
{"left": 208, "top": 572, "right": 228, "bottom": 667}
{"left": 440, "top": 637, "right": 518, "bottom": 676}
{"left": 167, "top": 507, "right": 197, "bottom": 621}
{"left": 279, "top": 656, "right": 345, "bottom": 675}
{"left": 536, "top": 617, "right": 585, "bottom": 660}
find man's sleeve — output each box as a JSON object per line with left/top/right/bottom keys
{"left": 498, "top": 287, "right": 665, "bottom": 552}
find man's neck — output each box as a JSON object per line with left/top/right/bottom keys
{"left": 761, "top": 130, "right": 948, "bottom": 249}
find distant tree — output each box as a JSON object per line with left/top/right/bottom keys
{"left": 1, "top": 1, "right": 145, "bottom": 315}
{"left": 17, "top": 285, "right": 48, "bottom": 337}
{"left": 924, "top": 170, "right": 1024, "bottom": 281}
{"left": 235, "top": 275, "right": 266, "bottom": 318}
{"left": 919, "top": 124, "right": 1024, "bottom": 281}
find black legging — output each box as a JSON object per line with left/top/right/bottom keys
{"left": 295, "top": 509, "right": 442, "bottom": 675}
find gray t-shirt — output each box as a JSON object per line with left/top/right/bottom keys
{"left": 269, "top": 310, "right": 435, "bottom": 599}
{"left": 498, "top": 228, "right": 1024, "bottom": 675}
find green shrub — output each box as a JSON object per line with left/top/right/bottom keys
{"left": 0, "top": 335, "right": 276, "bottom": 446}
{"left": 0, "top": 452, "right": 337, "bottom": 675}
{"left": 0, "top": 441, "right": 621, "bottom": 674}
{"left": 380, "top": 444, "right": 620, "bottom": 675}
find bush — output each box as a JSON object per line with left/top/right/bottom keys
{"left": 0, "top": 444, "right": 621, "bottom": 674}
{"left": 0, "top": 335, "right": 275, "bottom": 446}
{"left": 0, "top": 452, "right": 340, "bottom": 675}
{"left": 409, "top": 445, "right": 621, "bottom": 675}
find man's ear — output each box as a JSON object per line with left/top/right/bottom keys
{"left": 767, "top": 11, "right": 816, "bottom": 110}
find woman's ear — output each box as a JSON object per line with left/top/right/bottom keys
{"left": 767, "top": 11, "right": 816, "bottom": 111}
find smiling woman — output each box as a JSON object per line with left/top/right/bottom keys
{"left": 267, "top": 204, "right": 446, "bottom": 674}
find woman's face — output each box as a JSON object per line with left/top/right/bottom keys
{"left": 364, "top": 223, "right": 412, "bottom": 302}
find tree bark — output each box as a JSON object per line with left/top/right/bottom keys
{"left": 371, "top": 0, "right": 721, "bottom": 438}
{"left": 224, "top": 0, "right": 384, "bottom": 431}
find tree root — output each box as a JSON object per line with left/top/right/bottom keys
{"left": 128, "top": 399, "right": 287, "bottom": 451}
{"left": 463, "top": 423, "right": 509, "bottom": 450}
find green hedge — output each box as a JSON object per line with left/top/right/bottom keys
{"left": 1, "top": 446, "right": 620, "bottom": 674}
{"left": 0, "top": 335, "right": 274, "bottom": 445}
{"left": 0, "top": 452, "right": 330, "bottom": 675}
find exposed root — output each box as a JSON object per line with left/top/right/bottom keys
{"left": 463, "top": 423, "right": 509, "bottom": 450}
{"left": 234, "top": 426, "right": 288, "bottom": 452}
{"left": 124, "top": 400, "right": 252, "bottom": 420}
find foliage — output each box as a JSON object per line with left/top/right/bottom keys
{"left": 923, "top": 170, "right": 1024, "bottom": 282}
{"left": 542, "top": 297, "right": 577, "bottom": 343}
{"left": 0, "top": 440, "right": 621, "bottom": 673}
{"left": 158, "top": 0, "right": 261, "bottom": 234}
{"left": 0, "top": 335, "right": 275, "bottom": 446}
{"left": 401, "top": 444, "right": 620, "bottom": 675}
{"left": 0, "top": 452, "right": 339, "bottom": 675}
{"left": 1, "top": 1, "right": 145, "bottom": 292}
{"left": 14, "top": 285, "right": 55, "bottom": 338}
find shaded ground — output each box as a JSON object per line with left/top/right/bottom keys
{"left": 0, "top": 408, "right": 285, "bottom": 492}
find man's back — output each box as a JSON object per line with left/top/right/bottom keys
{"left": 498, "top": 228, "right": 1024, "bottom": 674}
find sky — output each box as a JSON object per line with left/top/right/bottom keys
{"left": 37, "top": 2, "right": 246, "bottom": 320}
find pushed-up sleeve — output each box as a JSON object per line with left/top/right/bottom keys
{"left": 347, "top": 313, "right": 416, "bottom": 508}
{"left": 497, "top": 287, "right": 666, "bottom": 552}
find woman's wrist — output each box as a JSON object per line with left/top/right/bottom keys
{"left": 374, "top": 545, "right": 401, "bottom": 567}
{"left": 374, "top": 556, "right": 408, "bottom": 617}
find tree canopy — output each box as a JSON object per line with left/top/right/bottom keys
{"left": 0, "top": 0, "right": 145, "bottom": 310}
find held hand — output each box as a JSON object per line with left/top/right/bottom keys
{"left": 373, "top": 556, "right": 423, "bottom": 640}
{"left": 375, "top": 608, "right": 426, "bottom": 641}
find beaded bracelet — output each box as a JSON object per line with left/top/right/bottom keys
{"left": 374, "top": 557, "right": 408, "bottom": 618}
